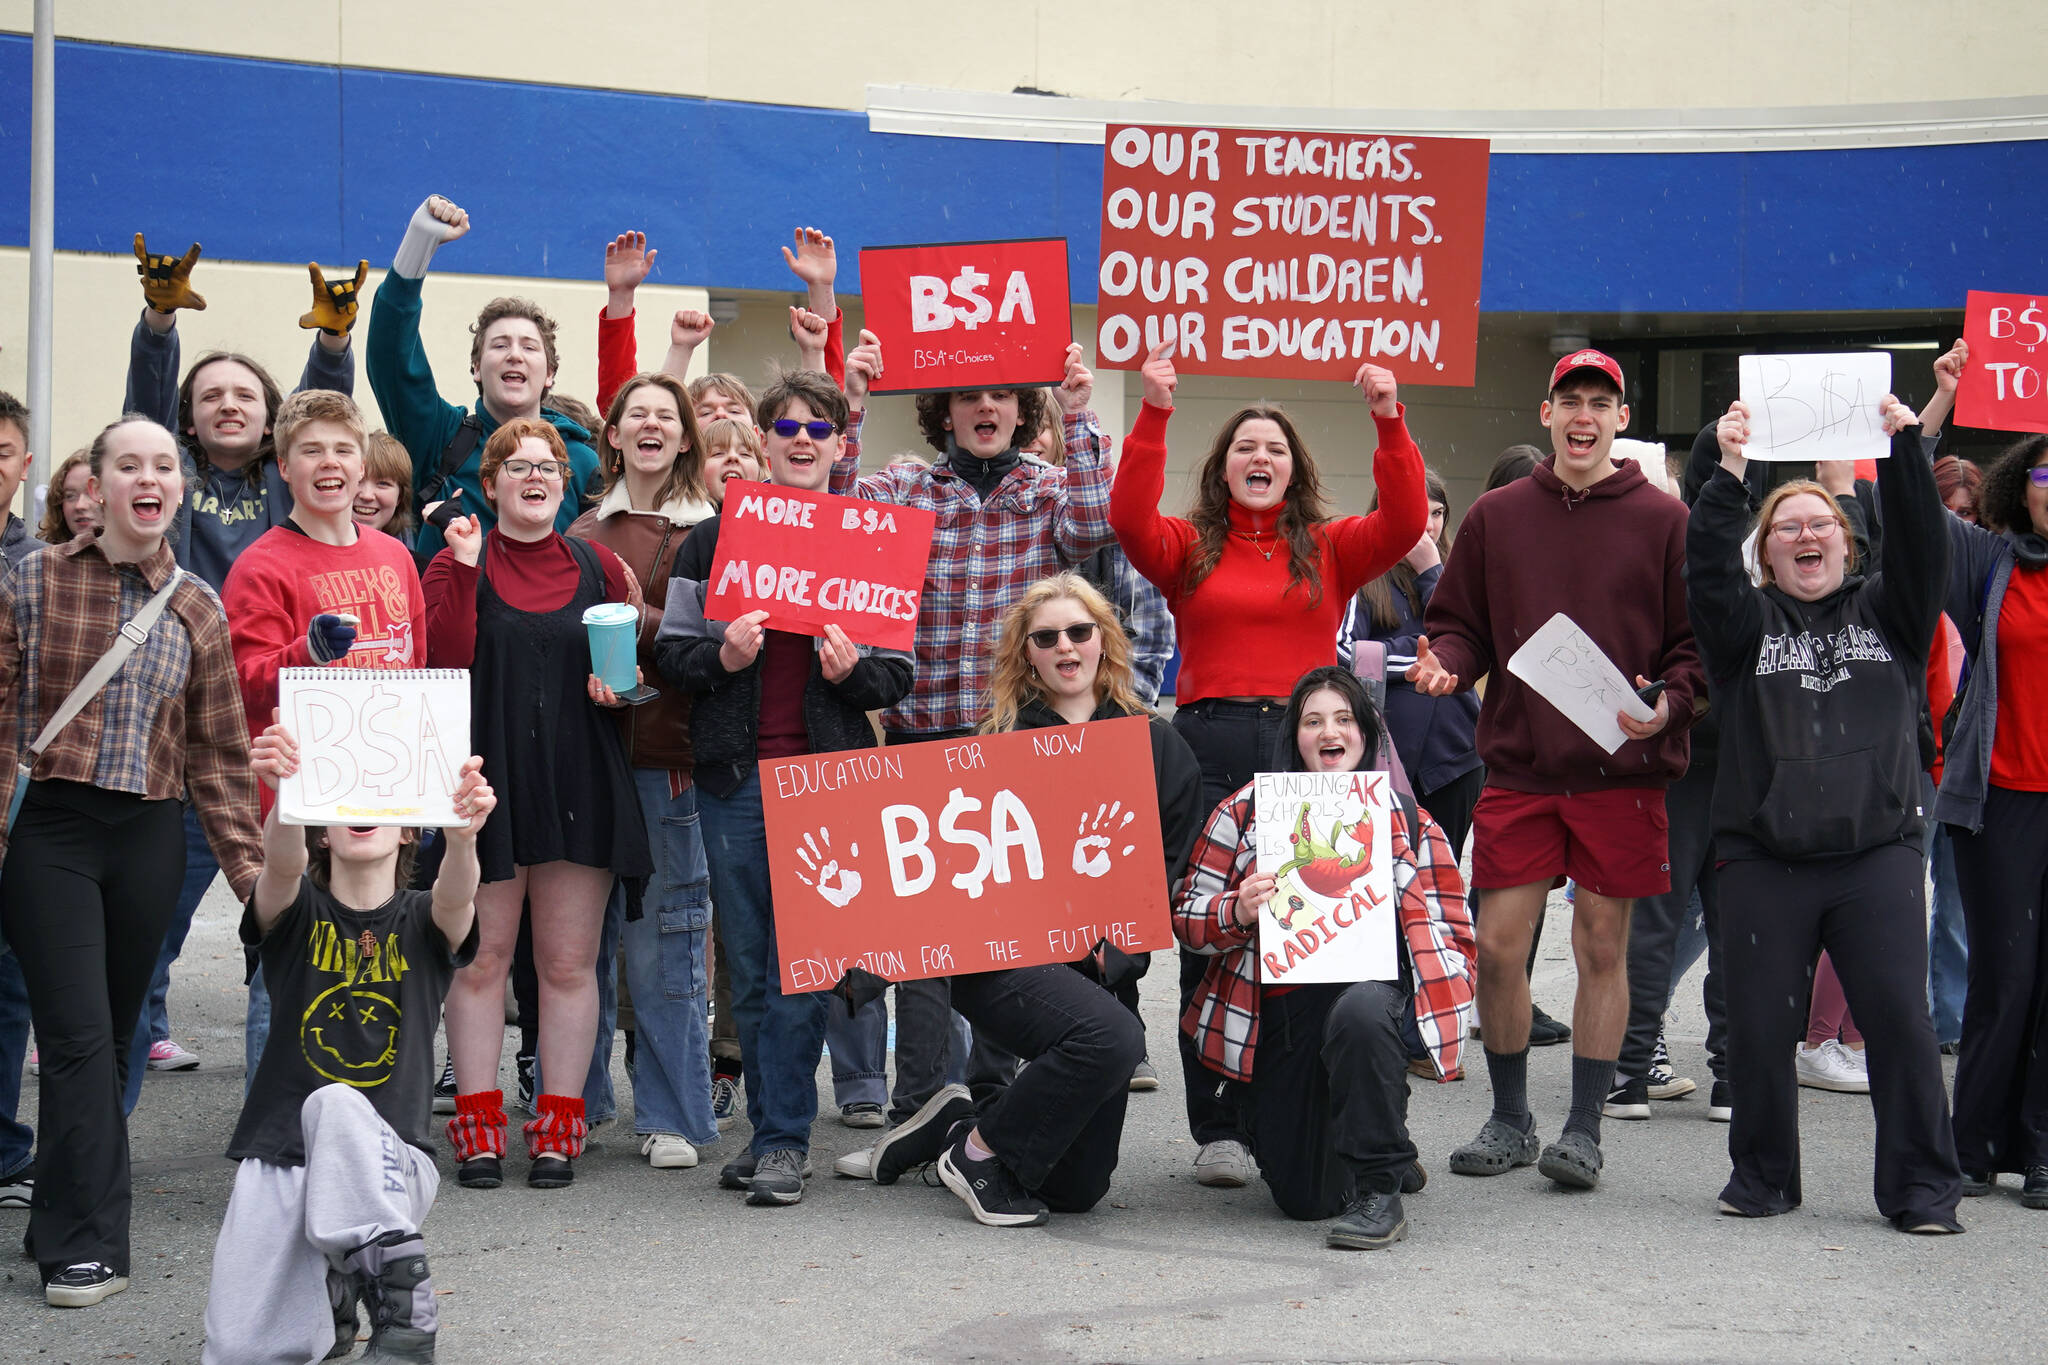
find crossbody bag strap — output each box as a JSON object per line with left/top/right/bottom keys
{"left": 27, "top": 569, "right": 183, "bottom": 757}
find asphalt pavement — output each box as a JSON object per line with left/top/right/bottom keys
{"left": 3, "top": 879, "right": 2039, "bottom": 1364}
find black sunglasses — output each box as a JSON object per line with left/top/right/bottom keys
{"left": 1026, "top": 622, "right": 1097, "bottom": 650}
{"left": 769, "top": 418, "right": 838, "bottom": 440}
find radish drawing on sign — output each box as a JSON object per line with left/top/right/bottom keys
{"left": 795, "top": 829, "right": 862, "bottom": 908}
{"left": 1071, "top": 800, "right": 1138, "bottom": 878}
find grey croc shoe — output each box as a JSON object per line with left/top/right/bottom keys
{"left": 1448, "top": 1118, "right": 1541, "bottom": 1177}
{"left": 1538, "top": 1129, "right": 1604, "bottom": 1190}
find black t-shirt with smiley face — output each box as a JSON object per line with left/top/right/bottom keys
{"left": 228, "top": 878, "right": 477, "bottom": 1167}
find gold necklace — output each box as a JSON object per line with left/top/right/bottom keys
{"left": 1232, "top": 530, "right": 1279, "bottom": 562}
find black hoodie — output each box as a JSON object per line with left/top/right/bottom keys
{"left": 1685, "top": 423, "right": 1946, "bottom": 862}
{"left": 1013, "top": 696, "right": 1205, "bottom": 891}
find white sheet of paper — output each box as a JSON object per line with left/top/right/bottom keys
{"left": 277, "top": 669, "right": 471, "bottom": 827}
{"left": 1736, "top": 352, "right": 1892, "bottom": 462}
{"left": 1505, "top": 614, "right": 1656, "bottom": 756}
{"left": 1253, "top": 771, "right": 1398, "bottom": 985}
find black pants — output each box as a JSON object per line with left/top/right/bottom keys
{"left": 951, "top": 963, "right": 1142, "bottom": 1212}
{"left": 1620, "top": 759, "right": 1728, "bottom": 1081}
{"left": 1237, "top": 981, "right": 1415, "bottom": 1219}
{"left": 1171, "top": 699, "right": 1287, "bottom": 1145}
{"left": 1718, "top": 846, "right": 1961, "bottom": 1223}
{"left": 1948, "top": 784, "right": 2048, "bottom": 1174}
{"left": 0, "top": 782, "right": 185, "bottom": 1281}
{"left": 1416, "top": 764, "right": 1484, "bottom": 862}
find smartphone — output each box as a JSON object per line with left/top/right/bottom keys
{"left": 1634, "top": 679, "right": 1668, "bottom": 708}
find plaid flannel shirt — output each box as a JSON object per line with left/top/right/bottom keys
{"left": 1173, "top": 781, "right": 1475, "bottom": 1084}
{"left": 0, "top": 534, "right": 262, "bottom": 895}
{"left": 830, "top": 408, "right": 1115, "bottom": 735}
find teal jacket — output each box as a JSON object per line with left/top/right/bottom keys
{"left": 365, "top": 272, "right": 602, "bottom": 559}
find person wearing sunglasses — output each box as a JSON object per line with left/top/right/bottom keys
{"left": 1926, "top": 362, "right": 2048, "bottom": 1209}
{"left": 656, "top": 369, "right": 913, "bottom": 1209}
{"left": 1688, "top": 393, "right": 1963, "bottom": 1233}
{"left": 837, "top": 573, "right": 1201, "bottom": 1224}
{"left": 1109, "top": 341, "right": 1426, "bottom": 1193}
{"left": 423, "top": 418, "right": 651, "bottom": 1191}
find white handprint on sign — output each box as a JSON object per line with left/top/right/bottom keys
{"left": 794, "top": 829, "right": 863, "bottom": 908}
{"left": 1071, "top": 801, "right": 1138, "bottom": 879}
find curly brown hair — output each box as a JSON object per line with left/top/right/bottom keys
{"left": 1184, "top": 406, "right": 1331, "bottom": 605}
{"left": 913, "top": 388, "right": 1048, "bottom": 456}
{"left": 1976, "top": 435, "right": 2048, "bottom": 536}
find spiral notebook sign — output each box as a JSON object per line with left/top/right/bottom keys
{"left": 276, "top": 668, "right": 473, "bottom": 827}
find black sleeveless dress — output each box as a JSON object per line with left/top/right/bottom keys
{"left": 470, "top": 535, "right": 651, "bottom": 892}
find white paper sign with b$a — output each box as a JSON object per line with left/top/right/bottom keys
{"left": 276, "top": 668, "right": 471, "bottom": 827}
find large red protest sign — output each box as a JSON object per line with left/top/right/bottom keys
{"left": 761, "top": 716, "right": 1171, "bottom": 993}
{"left": 858, "top": 238, "right": 1074, "bottom": 394}
{"left": 1958, "top": 290, "right": 2048, "bottom": 434}
{"left": 705, "top": 480, "right": 937, "bottom": 652}
{"left": 1096, "top": 125, "right": 1489, "bottom": 387}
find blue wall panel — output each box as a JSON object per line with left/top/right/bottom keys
{"left": 3, "top": 36, "right": 2044, "bottom": 314}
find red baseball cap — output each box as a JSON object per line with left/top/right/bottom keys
{"left": 1548, "top": 348, "right": 1625, "bottom": 396}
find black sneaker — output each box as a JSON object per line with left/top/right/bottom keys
{"left": 431, "top": 1059, "right": 456, "bottom": 1115}
{"left": 1706, "top": 1080, "right": 1732, "bottom": 1123}
{"left": 1960, "top": 1169, "right": 1994, "bottom": 1198}
{"left": 937, "top": 1131, "right": 1048, "bottom": 1227}
{"left": 1527, "top": 1006, "right": 1572, "bottom": 1047}
{"left": 1327, "top": 1191, "right": 1407, "bottom": 1250}
{"left": 1400, "top": 1160, "right": 1427, "bottom": 1195}
{"left": 0, "top": 1166, "right": 31, "bottom": 1209}
{"left": 873, "top": 1083, "right": 975, "bottom": 1186}
{"left": 2023, "top": 1166, "right": 2048, "bottom": 1210}
{"left": 746, "top": 1147, "right": 808, "bottom": 1206}
{"left": 1538, "top": 1129, "right": 1604, "bottom": 1190}
{"left": 720, "top": 1149, "right": 815, "bottom": 1189}
{"left": 1603, "top": 1077, "right": 1651, "bottom": 1121}
{"left": 45, "top": 1261, "right": 127, "bottom": 1308}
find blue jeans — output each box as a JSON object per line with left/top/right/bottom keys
{"left": 827, "top": 996, "right": 888, "bottom": 1108}
{"left": 1928, "top": 822, "right": 1969, "bottom": 1044}
{"left": 0, "top": 939, "right": 33, "bottom": 1179}
{"left": 698, "top": 773, "right": 826, "bottom": 1156}
{"left": 619, "top": 770, "right": 717, "bottom": 1143}
{"left": 122, "top": 804, "right": 219, "bottom": 1114}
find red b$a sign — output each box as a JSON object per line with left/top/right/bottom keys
{"left": 1958, "top": 290, "right": 2048, "bottom": 435}
{"left": 761, "top": 716, "right": 1171, "bottom": 993}
{"left": 1097, "top": 124, "right": 1489, "bottom": 387}
{"left": 857, "top": 238, "right": 1074, "bottom": 395}
{"left": 705, "top": 480, "right": 937, "bottom": 652}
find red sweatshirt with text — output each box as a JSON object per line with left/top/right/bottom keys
{"left": 1419, "top": 457, "right": 1702, "bottom": 792}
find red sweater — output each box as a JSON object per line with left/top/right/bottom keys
{"left": 1421, "top": 458, "right": 1702, "bottom": 792}
{"left": 423, "top": 529, "right": 634, "bottom": 669}
{"left": 1109, "top": 401, "right": 1426, "bottom": 704}
{"left": 221, "top": 523, "right": 427, "bottom": 733}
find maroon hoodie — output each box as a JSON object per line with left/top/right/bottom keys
{"left": 1421, "top": 456, "right": 1702, "bottom": 793}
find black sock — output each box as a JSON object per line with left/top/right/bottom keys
{"left": 1565, "top": 1054, "right": 1617, "bottom": 1142}
{"left": 1485, "top": 1047, "right": 1533, "bottom": 1131}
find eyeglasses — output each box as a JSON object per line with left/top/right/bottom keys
{"left": 1026, "top": 622, "right": 1097, "bottom": 650}
{"left": 2029, "top": 466, "right": 2048, "bottom": 488}
{"left": 1767, "top": 516, "right": 1842, "bottom": 542}
{"left": 769, "top": 418, "right": 839, "bottom": 440}
{"left": 500, "top": 458, "right": 565, "bottom": 480}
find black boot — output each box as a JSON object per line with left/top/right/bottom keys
{"left": 325, "top": 1268, "right": 361, "bottom": 1359}
{"left": 349, "top": 1230, "right": 437, "bottom": 1362}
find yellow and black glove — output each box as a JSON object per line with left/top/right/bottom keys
{"left": 134, "top": 233, "right": 206, "bottom": 313}
{"left": 299, "top": 260, "right": 370, "bottom": 334}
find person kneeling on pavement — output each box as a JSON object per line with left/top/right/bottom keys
{"left": 1174, "top": 667, "right": 1475, "bottom": 1250}
{"left": 202, "top": 720, "right": 493, "bottom": 1363}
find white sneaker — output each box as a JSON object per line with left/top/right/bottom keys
{"left": 1794, "top": 1040, "right": 1870, "bottom": 1094}
{"left": 640, "top": 1133, "right": 699, "bottom": 1169}
{"left": 832, "top": 1145, "right": 876, "bottom": 1180}
{"left": 146, "top": 1038, "right": 200, "bottom": 1072}
{"left": 1193, "top": 1138, "right": 1254, "bottom": 1188}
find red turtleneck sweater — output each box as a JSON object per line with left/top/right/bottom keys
{"left": 1110, "top": 400, "right": 1426, "bottom": 704}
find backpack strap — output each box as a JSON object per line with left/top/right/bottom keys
{"left": 420, "top": 413, "right": 485, "bottom": 508}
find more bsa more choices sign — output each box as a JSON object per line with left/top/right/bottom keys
{"left": 705, "top": 481, "right": 937, "bottom": 652}
{"left": 760, "top": 716, "right": 1171, "bottom": 994}
{"left": 1097, "top": 124, "right": 1489, "bottom": 386}
{"left": 857, "top": 238, "right": 1074, "bottom": 394}
{"left": 1958, "top": 290, "right": 2048, "bottom": 435}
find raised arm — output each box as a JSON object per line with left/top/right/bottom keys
{"left": 1109, "top": 343, "right": 1197, "bottom": 594}
{"left": 247, "top": 719, "right": 310, "bottom": 929}
{"left": 1683, "top": 401, "right": 1769, "bottom": 681}
{"left": 431, "top": 757, "right": 494, "bottom": 951}
{"left": 1048, "top": 344, "right": 1116, "bottom": 563}
{"left": 782, "top": 227, "right": 845, "bottom": 385}
{"left": 1865, "top": 396, "right": 1950, "bottom": 660}
{"left": 365, "top": 196, "right": 472, "bottom": 487}
{"left": 1326, "top": 363, "right": 1427, "bottom": 596}
{"left": 125, "top": 233, "right": 207, "bottom": 429}
{"left": 597, "top": 232, "right": 655, "bottom": 411}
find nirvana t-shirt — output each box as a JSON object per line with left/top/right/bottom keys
{"left": 228, "top": 879, "right": 478, "bottom": 1166}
